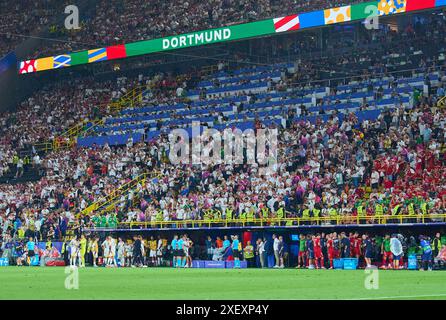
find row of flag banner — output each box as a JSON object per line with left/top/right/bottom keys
{"left": 19, "top": 0, "right": 445, "bottom": 74}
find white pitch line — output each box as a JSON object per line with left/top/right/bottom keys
{"left": 351, "top": 293, "right": 446, "bottom": 300}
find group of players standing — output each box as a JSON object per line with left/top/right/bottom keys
{"left": 66, "top": 235, "right": 165, "bottom": 268}
{"left": 297, "top": 232, "right": 397, "bottom": 270}
{"left": 64, "top": 231, "right": 440, "bottom": 270}
{"left": 67, "top": 233, "right": 198, "bottom": 268}
{"left": 170, "top": 234, "right": 194, "bottom": 268}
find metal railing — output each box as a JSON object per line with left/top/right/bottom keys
{"left": 437, "top": 95, "right": 446, "bottom": 108}
{"left": 201, "top": 64, "right": 219, "bottom": 76}
{"left": 80, "top": 172, "right": 149, "bottom": 216}
{"left": 85, "top": 213, "right": 446, "bottom": 230}
{"left": 80, "top": 170, "right": 162, "bottom": 216}
{"left": 76, "top": 118, "right": 106, "bottom": 138}
{"left": 30, "top": 84, "right": 147, "bottom": 154}
{"left": 33, "top": 141, "right": 54, "bottom": 153}
{"left": 69, "top": 86, "right": 148, "bottom": 138}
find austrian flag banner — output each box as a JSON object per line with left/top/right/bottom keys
{"left": 273, "top": 15, "right": 300, "bottom": 33}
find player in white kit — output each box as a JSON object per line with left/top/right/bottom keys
{"left": 183, "top": 236, "right": 191, "bottom": 268}
{"left": 124, "top": 241, "right": 133, "bottom": 267}
{"left": 156, "top": 236, "right": 163, "bottom": 266}
{"left": 109, "top": 237, "right": 117, "bottom": 267}
{"left": 101, "top": 237, "right": 110, "bottom": 267}
{"left": 69, "top": 236, "right": 80, "bottom": 267}
{"left": 117, "top": 238, "right": 125, "bottom": 267}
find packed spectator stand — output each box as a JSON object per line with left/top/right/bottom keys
{"left": 0, "top": 9, "right": 446, "bottom": 247}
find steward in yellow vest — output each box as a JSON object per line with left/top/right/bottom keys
{"left": 23, "top": 156, "right": 31, "bottom": 165}
{"left": 407, "top": 203, "right": 416, "bottom": 216}
{"left": 214, "top": 209, "right": 222, "bottom": 220}
{"left": 328, "top": 207, "right": 338, "bottom": 218}
{"left": 246, "top": 210, "right": 254, "bottom": 222}
{"left": 204, "top": 210, "right": 212, "bottom": 220}
{"left": 375, "top": 203, "right": 383, "bottom": 216}
{"left": 226, "top": 208, "right": 233, "bottom": 220}
{"left": 391, "top": 205, "right": 401, "bottom": 216}
{"left": 420, "top": 202, "right": 428, "bottom": 215}
{"left": 277, "top": 207, "right": 285, "bottom": 219}
{"left": 432, "top": 236, "right": 442, "bottom": 254}
{"left": 357, "top": 205, "right": 365, "bottom": 217}
{"left": 261, "top": 206, "right": 269, "bottom": 218}
{"left": 243, "top": 243, "right": 255, "bottom": 259}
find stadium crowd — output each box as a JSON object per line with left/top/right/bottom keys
{"left": 0, "top": 90, "right": 445, "bottom": 245}
{"left": 0, "top": 0, "right": 64, "bottom": 57}
{"left": 0, "top": 14, "right": 446, "bottom": 252}
{"left": 0, "top": 75, "right": 149, "bottom": 177}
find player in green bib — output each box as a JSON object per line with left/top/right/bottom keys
{"left": 100, "top": 215, "right": 107, "bottom": 228}
{"left": 381, "top": 235, "right": 392, "bottom": 269}
{"left": 91, "top": 215, "right": 100, "bottom": 228}
{"left": 107, "top": 214, "right": 117, "bottom": 228}
{"left": 297, "top": 234, "right": 307, "bottom": 268}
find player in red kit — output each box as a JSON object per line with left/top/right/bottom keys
{"left": 326, "top": 233, "right": 335, "bottom": 269}
{"left": 352, "top": 232, "right": 362, "bottom": 259}
{"left": 313, "top": 234, "right": 324, "bottom": 269}
{"left": 349, "top": 232, "right": 355, "bottom": 257}
{"left": 332, "top": 232, "right": 340, "bottom": 261}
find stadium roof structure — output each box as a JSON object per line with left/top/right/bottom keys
{"left": 18, "top": 0, "right": 446, "bottom": 75}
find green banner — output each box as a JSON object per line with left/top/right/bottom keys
{"left": 70, "top": 51, "right": 88, "bottom": 66}
{"left": 126, "top": 20, "right": 274, "bottom": 58}
{"left": 352, "top": 1, "right": 379, "bottom": 20}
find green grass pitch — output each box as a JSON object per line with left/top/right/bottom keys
{"left": 1, "top": 267, "right": 446, "bottom": 300}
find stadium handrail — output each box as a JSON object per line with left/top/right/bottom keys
{"left": 110, "top": 85, "right": 147, "bottom": 112}
{"left": 30, "top": 85, "right": 148, "bottom": 154}
{"left": 74, "top": 85, "right": 150, "bottom": 138}
{"left": 79, "top": 169, "right": 162, "bottom": 216}
{"left": 60, "top": 119, "right": 91, "bottom": 139}
{"left": 76, "top": 118, "right": 106, "bottom": 138}
{"left": 85, "top": 213, "right": 446, "bottom": 230}
{"left": 32, "top": 116, "right": 105, "bottom": 153}
{"left": 437, "top": 95, "right": 446, "bottom": 108}
{"left": 79, "top": 172, "right": 148, "bottom": 216}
